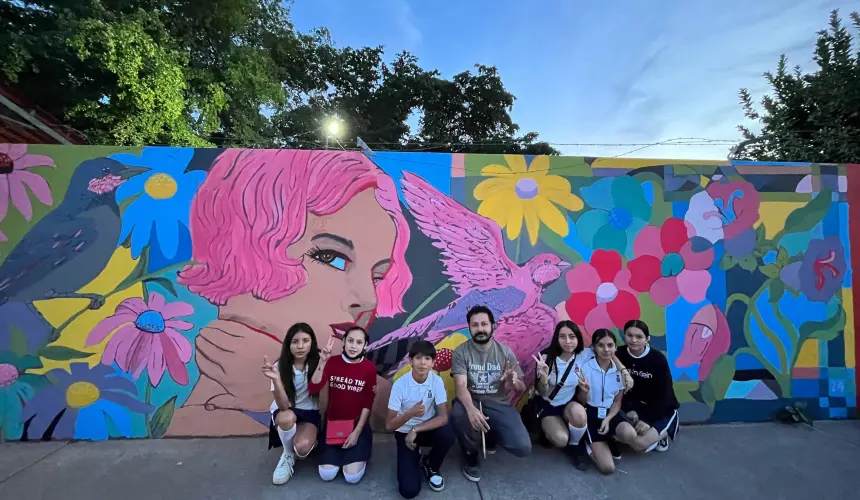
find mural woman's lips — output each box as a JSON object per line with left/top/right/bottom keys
{"left": 329, "top": 322, "right": 356, "bottom": 341}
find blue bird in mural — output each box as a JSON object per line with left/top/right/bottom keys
{"left": 0, "top": 158, "right": 149, "bottom": 310}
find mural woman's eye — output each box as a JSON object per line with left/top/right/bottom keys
{"left": 307, "top": 247, "right": 349, "bottom": 271}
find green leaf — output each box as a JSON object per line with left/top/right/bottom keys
{"left": 16, "top": 355, "right": 42, "bottom": 371}
{"left": 782, "top": 189, "right": 832, "bottom": 235}
{"left": 769, "top": 280, "right": 785, "bottom": 303}
{"left": 143, "top": 277, "right": 178, "bottom": 297}
{"left": 739, "top": 255, "right": 758, "bottom": 272}
{"left": 776, "top": 247, "right": 789, "bottom": 268}
{"left": 116, "top": 249, "right": 149, "bottom": 291}
{"left": 755, "top": 223, "right": 767, "bottom": 243}
{"left": 119, "top": 192, "right": 143, "bottom": 214}
{"left": 149, "top": 396, "right": 178, "bottom": 438}
{"left": 37, "top": 345, "right": 94, "bottom": 361}
{"left": 18, "top": 373, "right": 49, "bottom": 390}
{"left": 759, "top": 263, "right": 780, "bottom": 279}
{"left": 719, "top": 254, "right": 737, "bottom": 270}
{"left": 9, "top": 327, "right": 27, "bottom": 357}
{"left": 799, "top": 306, "right": 846, "bottom": 343}
{"left": 673, "top": 380, "right": 700, "bottom": 404}
{"left": 701, "top": 354, "right": 736, "bottom": 408}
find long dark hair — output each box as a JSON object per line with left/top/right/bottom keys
{"left": 545, "top": 320, "right": 584, "bottom": 384}
{"left": 279, "top": 323, "right": 320, "bottom": 406}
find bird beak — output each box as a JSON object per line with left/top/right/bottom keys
{"left": 119, "top": 166, "right": 151, "bottom": 179}
{"left": 558, "top": 261, "right": 571, "bottom": 269}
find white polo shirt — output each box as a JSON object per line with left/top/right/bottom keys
{"left": 269, "top": 362, "right": 317, "bottom": 413}
{"left": 387, "top": 370, "right": 448, "bottom": 432}
{"left": 580, "top": 357, "right": 624, "bottom": 409}
{"left": 541, "top": 351, "right": 590, "bottom": 406}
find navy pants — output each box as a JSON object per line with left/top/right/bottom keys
{"left": 395, "top": 421, "right": 456, "bottom": 499}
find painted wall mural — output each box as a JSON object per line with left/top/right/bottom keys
{"left": 0, "top": 144, "right": 856, "bottom": 441}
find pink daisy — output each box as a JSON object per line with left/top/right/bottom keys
{"left": 0, "top": 144, "right": 55, "bottom": 223}
{"left": 86, "top": 292, "right": 194, "bottom": 386}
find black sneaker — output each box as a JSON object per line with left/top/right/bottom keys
{"left": 608, "top": 440, "right": 622, "bottom": 460}
{"left": 462, "top": 451, "right": 481, "bottom": 482}
{"left": 565, "top": 443, "right": 588, "bottom": 471}
{"left": 421, "top": 457, "right": 445, "bottom": 492}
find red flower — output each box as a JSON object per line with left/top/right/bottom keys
{"left": 565, "top": 250, "right": 640, "bottom": 335}
{"left": 627, "top": 218, "right": 714, "bottom": 306}
{"left": 434, "top": 348, "right": 453, "bottom": 372}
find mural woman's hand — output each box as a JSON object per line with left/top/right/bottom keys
{"left": 196, "top": 320, "right": 281, "bottom": 412}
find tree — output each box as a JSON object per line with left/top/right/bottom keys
{"left": 737, "top": 10, "right": 860, "bottom": 163}
{"left": 1, "top": 0, "right": 556, "bottom": 154}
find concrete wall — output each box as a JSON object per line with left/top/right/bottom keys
{"left": 0, "top": 144, "right": 856, "bottom": 440}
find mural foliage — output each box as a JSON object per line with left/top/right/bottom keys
{"left": 0, "top": 144, "right": 856, "bottom": 440}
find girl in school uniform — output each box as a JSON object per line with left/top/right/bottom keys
{"left": 575, "top": 328, "right": 626, "bottom": 475}
{"left": 533, "top": 321, "right": 636, "bottom": 470}
{"left": 261, "top": 322, "right": 322, "bottom": 485}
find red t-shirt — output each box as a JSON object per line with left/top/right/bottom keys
{"left": 309, "top": 355, "right": 377, "bottom": 423}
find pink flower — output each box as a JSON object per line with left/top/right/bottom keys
{"left": 565, "top": 249, "right": 640, "bottom": 336}
{"left": 628, "top": 218, "right": 714, "bottom": 306}
{"left": 685, "top": 180, "right": 760, "bottom": 243}
{"left": 86, "top": 292, "right": 194, "bottom": 386}
{"left": 675, "top": 304, "right": 731, "bottom": 381}
{"left": 0, "top": 144, "right": 55, "bottom": 223}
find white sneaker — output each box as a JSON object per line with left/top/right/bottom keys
{"left": 272, "top": 452, "right": 295, "bottom": 485}
{"left": 655, "top": 438, "right": 670, "bottom": 452}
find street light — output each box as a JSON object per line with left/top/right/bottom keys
{"left": 325, "top": 118, "right": 342, "bottom": 149}
{"left": 327, "top": 120, "right": 340, "bottom": 137}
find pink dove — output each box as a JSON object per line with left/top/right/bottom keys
{"left": 369, "top": 172, "right": 569, "bottom": 397}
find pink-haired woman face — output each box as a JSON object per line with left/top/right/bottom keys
{"left": 167, "top": 150, "right": 411, "bottom": 436}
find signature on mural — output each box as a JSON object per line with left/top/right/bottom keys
{"left": 0, "top": 145, "right": 854, "bottom": 440}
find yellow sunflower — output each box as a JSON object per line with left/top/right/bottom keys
{"left": 474, "top": 155, "right": 583, "bottom": 245}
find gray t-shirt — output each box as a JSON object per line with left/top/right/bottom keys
{"left": 451, "top": 339, "right": 523, "bottom": 405}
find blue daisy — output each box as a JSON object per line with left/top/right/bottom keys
{"left": 111, "top": 147, "right": 205, "bottom": 267}
{"left": 21, "top": 363, "right": 153, "bottom": 440}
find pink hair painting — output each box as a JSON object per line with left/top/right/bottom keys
{"left": 178, "top": 149, "right": 412, "bottom": 317}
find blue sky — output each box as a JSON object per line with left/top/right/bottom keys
{"left": 290, "top": 0, "right": 857, "bottom": 160}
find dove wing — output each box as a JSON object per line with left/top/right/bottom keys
{"left": 400, "top": 172, "right": 517, "bottom": 295}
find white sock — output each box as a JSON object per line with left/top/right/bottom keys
{"left": 568, "top": 423, "right": 586, "bottom": 445}
{"left": 319, "top": 465, "right": 340, "bottom": 481}
{"left": 343, "top": 465, "right": 366, "bottom": 484}
{"left": 278, "top": 424, "right": 297, "bottom": 453}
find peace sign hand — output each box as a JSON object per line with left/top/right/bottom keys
{"left": 575, "top": 366, "right": 590, "bottom": 393}
{"left": 319, "top": 335, "right": 335, "bottom": 363}
{"left": 501, "top": 360, "right": 519, "bottom": 390}
{"left": 532, "top": 355, "right": 550, "bottom": 381}
{"left": 261, "top": 355, "right": 279, "bottom": 381}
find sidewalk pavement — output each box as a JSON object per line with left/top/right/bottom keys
{"left": 1, "top": 421, "right": 858, "bottom": 500}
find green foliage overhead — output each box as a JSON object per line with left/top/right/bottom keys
{"left": 1, "top": 0, "right": 557, "bottom": 154}
{"left": 737, "top": 10, "right": 860, "bottom": 163}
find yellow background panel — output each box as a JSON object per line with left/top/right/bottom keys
{"left": 32, "top": 247, "right": 143, "bottom": 373}
{"left": 759, "top": 202, "right": 804, "bottom": 238}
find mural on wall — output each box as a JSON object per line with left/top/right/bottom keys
{"left": 0, "top": 143, "right": 856, "bottom": 441}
